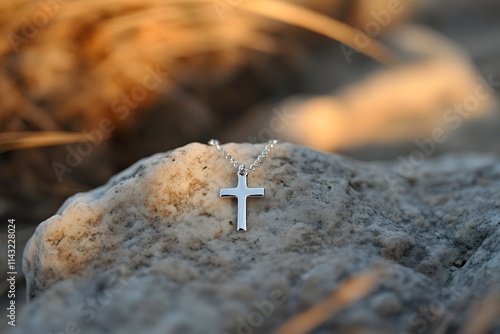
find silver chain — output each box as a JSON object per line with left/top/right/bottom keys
{"left": 208, "top": 139, "right": 278, "bottom": 175}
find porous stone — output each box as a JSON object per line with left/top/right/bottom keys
{"left": 15, "top": 143, "right": 500, "bottom": 334}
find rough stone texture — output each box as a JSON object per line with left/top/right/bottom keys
{"left": 14, "top": 143, "right": 500, "bottom": 333}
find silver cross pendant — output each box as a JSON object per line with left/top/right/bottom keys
{"left": 220, "top": 172, "right": 264, "bottom": 231}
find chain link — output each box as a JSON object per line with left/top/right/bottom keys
{"left": 208, "top": 139, "right": 278, "bottom": 175}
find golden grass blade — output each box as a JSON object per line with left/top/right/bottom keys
{"left": 274, "top": 269, "right": 379, "bottom": 334}
{"left": 459, "top": 293, "right": 500, "bottom": 334}
{"left": 0, "top": 132, "right": 89, "bottom": 153}
{"left": 241, "top": 0, "right": 399, "bottom": 65}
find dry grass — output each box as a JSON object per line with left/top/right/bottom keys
{"left": 0, "top": 0, "right": 401, "bottom": 151}
{"left": 0, "top": 131, "right": 87, "bottom": 153}
{"left": 281, "top": 25, "right": 497, "bottom": 152}
{"left": 459, "top": 292, "right": 500, "bottom": 334}
{"left": 240, "top": 1, "right": 398, "bottom": 65}
{"left": 274, "top": 269, "right": 380, "bottom": 334}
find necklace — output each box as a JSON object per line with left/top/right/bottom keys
{"left": 208, "top": 139, "right": 278, "bottom": 231}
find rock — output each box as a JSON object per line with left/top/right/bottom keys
{"left": 15, "top": 143, "right": 500, "bottom": 334}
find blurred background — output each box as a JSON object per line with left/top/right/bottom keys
{"left": 1, "top": 0, "right": 500, "bottom": 327}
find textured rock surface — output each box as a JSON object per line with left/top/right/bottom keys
{"left": 15, "top": 143, "right": 500, "bottom": 333}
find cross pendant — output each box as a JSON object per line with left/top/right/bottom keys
{"left": 220, "top": 172, "right": 264, "bottom": 231}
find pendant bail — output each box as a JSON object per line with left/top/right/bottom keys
{"left": 238, "top": 164, "right": 247, "bottom": 176}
